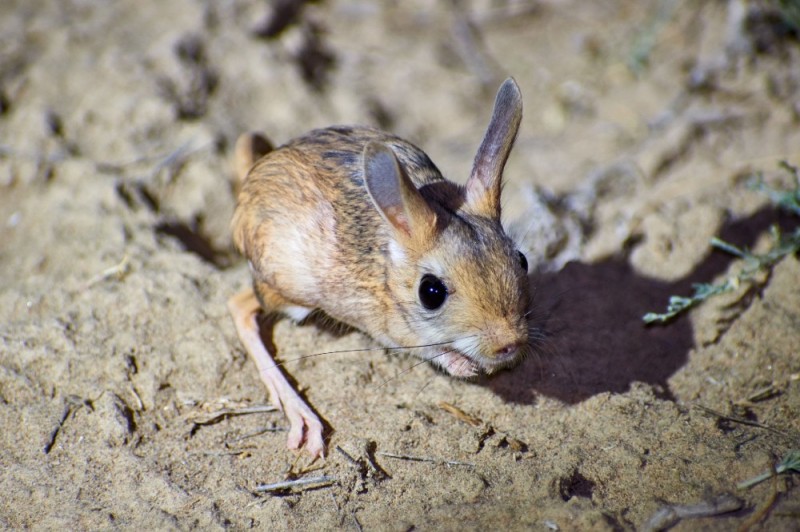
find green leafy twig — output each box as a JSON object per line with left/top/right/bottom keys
{"left": 748, "top": 161, "right": 800, "bottom": 216}
{"left": 643, "top": 162, "right": 800, "bottom": 324}
{"left": 737, "top": 449, "right": 800, "bottom": 490}
{"left": 775, "top": 0, "right": 800, "bottom": 34}
{"left": 643, "top": 226, "right": 800, "bottom": 323}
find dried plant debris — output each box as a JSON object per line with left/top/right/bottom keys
{"left": 438, "top": 401, "right": 482, "bottom": 427}
{"left": 254, "top": 475, "right": 336, "bottom": 494}
{"left": 335, "top": 440, "right": 390, "bottom": 494}
{"left": 377, "top": 451, "right": 475, "bottom": 469}
{"left": 183, "top": 399, "right": 278, "bottom": 426}
{"left": 642, "top": 493, "right": 743, "bottom": 532}
{"left": 82, "top": 255, "right": 131, "bottom": 290}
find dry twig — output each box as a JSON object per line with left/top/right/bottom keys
{"left": 693, "top": 404, "right": 792, "bottom": 438}
{"left": 377, "top": 451, "right": 474, "bottom": 468}
{"left": 642, "top": 493, "right": 742, "bottom": 531}
{"left": 184, "top": 404, "right": 278, "bottom": 426}
{"left": 254, "top": 475, "right": 336, "bottom": 493}
{"left": 439, "top": 401, "right": 482, "bottom": 427}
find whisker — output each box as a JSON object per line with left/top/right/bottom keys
{"left": 370, "top": 347, "right": 463, "bottom": 393}
{"left": 265, "top": 335, "right": 481, "bottom": 371}
{"left": 411, "top": 374, "right": 437, "bottom": 402}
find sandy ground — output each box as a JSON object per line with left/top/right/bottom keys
{"left": 1, "top": 0, "right": 799, "bottom": 529}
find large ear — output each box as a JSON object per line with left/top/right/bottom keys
{"left": 363, "top": 142, "right": 437, "bottom": 241}
{"left": 465, "top": 77, "right": 523, "bottom": 218}
{"left": 233, "top": 132, "right": 273, "bottom": 191}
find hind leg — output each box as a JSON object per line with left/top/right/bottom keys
{"left": 227, "top": 285, "right": 325, "bottom": 458}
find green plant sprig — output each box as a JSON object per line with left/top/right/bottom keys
{"left": 748, "top": 161, "right": 800, "bottom": 216}
{"left": 775, "top": 0, "right": 800, "bottom": 35}
{"left": 643, "top": 161, "right": 800, "bottom": 324}
{"left": 737, "top": 449, "right": 800, "bottom": 490}
{"left": 642, "top": 227, "right": 800, "bottom": 324}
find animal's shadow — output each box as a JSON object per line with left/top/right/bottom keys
{"left": 484, "top": 207, "right": 797, "bottom": 405}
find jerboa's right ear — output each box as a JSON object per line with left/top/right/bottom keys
{"left": 465, "top": 77, "right": 523, "bottom": 219}
{"left": 363, "top": 142, "right": 437, "bottom": 241}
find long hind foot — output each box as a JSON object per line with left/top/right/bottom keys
{"left": 227, "top": 288, "right": 325, "bottom": 458}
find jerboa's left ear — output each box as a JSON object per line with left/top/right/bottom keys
{"left": 465, "top": 77, "right": 523, "bottom": 219}
{"left": 363, "top": 142, "right": 437, "bottom": 243}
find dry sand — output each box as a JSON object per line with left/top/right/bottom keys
{"left": 1, "top": 1, "right": 799, "bottom": 529}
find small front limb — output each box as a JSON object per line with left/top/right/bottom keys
{"left": 227, "top": 288, "right": 325, "bottom": 458}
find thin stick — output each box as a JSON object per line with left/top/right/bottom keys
{"left": 352, "top": 512, "right": 364, "bottom": 532}
{"left": 226, "top": 426, "right": 286, "bottom": 443}
{"left": 254, "top": 475, "right": 336, "bottom": 493}
{"left": 335, "top": 445, "right": 362, "bottom": 467}
{"left": 185, "top": 404, "right": 279, "bottom": 426}
{"left": 693, "top": 404, "right": 791, "bottom": 438}
{"left": 377, "top": 451, "right": 474, "bottom": 468}
{"left": 189, "top": 450, "right": 247, "bottom": 457}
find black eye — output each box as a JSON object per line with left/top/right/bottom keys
{"left": 518, "top": 251, "right": 528, "bottom": 272}
{"left": 419, "top": 274, "right": 448, "bottom": 310}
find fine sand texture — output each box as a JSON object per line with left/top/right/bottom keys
{"left": 1, "top": 1, "right": 799, "bottom": 529}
